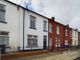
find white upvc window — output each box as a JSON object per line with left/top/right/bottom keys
{"left": 56, "top": 35, "right": 60, "bottom": 47}
{"left": 0, "top": 4, "right": 6, "bottom": 22}
{"left": 0, "top": 31, "right": 9, "bottom": 46}
{"left": 30, "top": 15, "right": 36, "bottom": 29}
{"left": 65, "top": 29, "right": 68, "bottom": 36}
{"left": 70, "top": 30, "right": 72, "bottom": 37}
{"left": 65, "top": 40, "right": 68, "bottom": 45}
{"left": 75, "top": 32, "right": 77, "bottom": 39}
{"left": 49, "top": 37, "right": 52, "bottom": 49}
{"left": 43, "top": 21, "right": 47, "bottom": 31}
{"left": 72, "top": 30, "right": 75, "bottom": 38}
{"left": 49, "top": 23, "right": 52, "bottom": 33}
{"left": 27, "top": 35, "right": 38, "bottom": 47}
{"left": 56, "top": 25, "right": 60, "bottom": 34}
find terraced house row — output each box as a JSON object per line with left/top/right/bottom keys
{"left": 0, "top": 0, "right": 80, "bottom": 54}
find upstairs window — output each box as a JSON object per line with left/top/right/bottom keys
{"left": 0, "top": 4, "right": 6, "bottom": 22}
{"left": 65, "top": 29, "right": 68, "bottom": 36}
{"left": 30, "top": 15, "right": 36, "bottom": 29}
{"left": 43, "top": 21, "right": 47, "bottom": 31}
{"left": 70, "top": 30, "right": 72, "bottom": 37}
{"left": 56, "top": 25, "right": 60, "bottom": 34}
{"left": 0, "top": 31, "right": 9, "bottom": 46}
{"left": 49, "top": 23, "right": 52, "bottom": 33}
{"left": 75, "top": 31, "right": 76, "bottom": 38}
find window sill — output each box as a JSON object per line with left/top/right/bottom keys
{"left": 43, "top": 30, "right": 48, "bottom": 32}
{"left": 6, "top": 46, "right": 11, "bottom": 49}
{"left": 29, "top": 27, "right": 37, "bottom": 30}
{"left": 57, "top": 33, "right": 60, "bottom": 35}
{"left": 27, "top": 46, "right": 38, "bottom": 48}
{"left": 49, "top": 31, "right": 53, "bottom": 33}
{"left": 0, "top": 21, "right": 7, "bottom": 24}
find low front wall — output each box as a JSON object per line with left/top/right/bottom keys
{"left": 1, "top": 50, "right": 48, "bottom": 60}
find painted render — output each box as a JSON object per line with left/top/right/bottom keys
{"left": 0, "top": 0, "right": 23, "bottom": 52}
{"left": 0, "top": 0, "right": 48, "bottom": 52}
{"left": 19, "top": 10, "right": 48, "bottom": 50}
{"left": 72, "top": 29, "right": 78, "bottom": 46}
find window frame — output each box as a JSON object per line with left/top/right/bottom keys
{"left": 56, "top": 25, "right": 60, "bottom": 35}
{"left": 0, "top": 31, "right": 9, "bottom": 47}
{"left": 27, "top": 35, "right": 38, "bottom": 48}
{"left": 43, "top": 21, "right": 47, "bottom": 32}
{"left": 49, "top": 23, "right": 52, "bottom": 33}
{"left": 65, "top": 40, "right": 68, "bottom": 45}
{"left": 0, "top": 4, "right": 7, "bottom": 24}
{"left": 65, "top": 29, "right": 68, "bottom": 36}
{"left": 56, "top": 35, "right": 60, "bottom": 47}
{"left": 30, "top": 15, "right": 36, "bottom": 29}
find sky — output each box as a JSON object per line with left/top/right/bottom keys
{"left": 9, "top": 0, "right": 80, "bottom": 31}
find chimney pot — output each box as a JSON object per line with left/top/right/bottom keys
{"left": 66, "top": 24, "right": 69, "bottom": 27}
{"left": 51, "top": 17, "right": 55, "bottom": 21}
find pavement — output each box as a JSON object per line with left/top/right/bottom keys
{"left": 6, "top": 49, "right": 80, "bottom": 60}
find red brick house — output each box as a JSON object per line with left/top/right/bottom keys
{"left": 48, "top": 18, "right": 66, "bottom": 51}
{"left": 48, "top": 18, "right": 56, "bottom": 51}
{"left": 48, "top": 18, "right": 74, "bottom": 52}
{"left": 78, "top": 32, "right": 80, "bottom": 46}
{"left": 64, "top": 25, "right": 72, "bottom": 48}
{"left": 54, "top": 21, "right": 65, "bottom": 48}
{"left": 69, "top": 28, "right": 72, "bottom": 47}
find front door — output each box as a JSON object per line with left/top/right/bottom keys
{"left": 43, "top": 36, "right": 47, "bottom": 49}
{"left": 0, "top": 45, "right": 6, "bottom": 54}
{"left": 49, "top": 37, "right": 52, "bottom": 51}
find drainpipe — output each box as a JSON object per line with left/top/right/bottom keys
{"left": 23, "top": 9, "right": 25, "bottom": 51}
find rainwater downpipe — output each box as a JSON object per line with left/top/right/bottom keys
{"left": 23, "top": 9, "right": 25, "bottom": 51}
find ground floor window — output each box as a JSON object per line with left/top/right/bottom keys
{"left": 65, "top": 40, "right": 68, "bottom": 45}
{"left": 27, "top": 35, "right": 38, "bottom": 47}
{"left": 0, "top": 31, "right": 9, "bottom": 46}
{"left": 49, "top": 37, "right": 52, "bottom": 50}
{"left": 56, "top": 35, "right": 60, "bottom": 47}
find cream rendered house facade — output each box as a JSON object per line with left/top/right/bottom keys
{"left": 72, "top": 29, "right": 78, "bottom": 46}
{"left": 0, "top": 0, "right": 48, "bottom": 52}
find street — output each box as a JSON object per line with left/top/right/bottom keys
{"left": 10, "top": 49, "right": 80, "bottom": 60}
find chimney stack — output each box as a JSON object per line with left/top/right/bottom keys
{"left": 66, "top": 24, "right": 69, "bottom": 27}
{"left": 51, "top": 17, "right": 55, "bottom": 21}
{"left": 75, "top": 29, "right": 78, "bottom": 31}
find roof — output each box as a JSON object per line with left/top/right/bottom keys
{"left": 4, "top": 0, "right": 50, "bottom": 19}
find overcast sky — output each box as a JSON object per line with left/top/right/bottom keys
{"left": 9, "top": 0, "right": 80, "bottom": 31}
